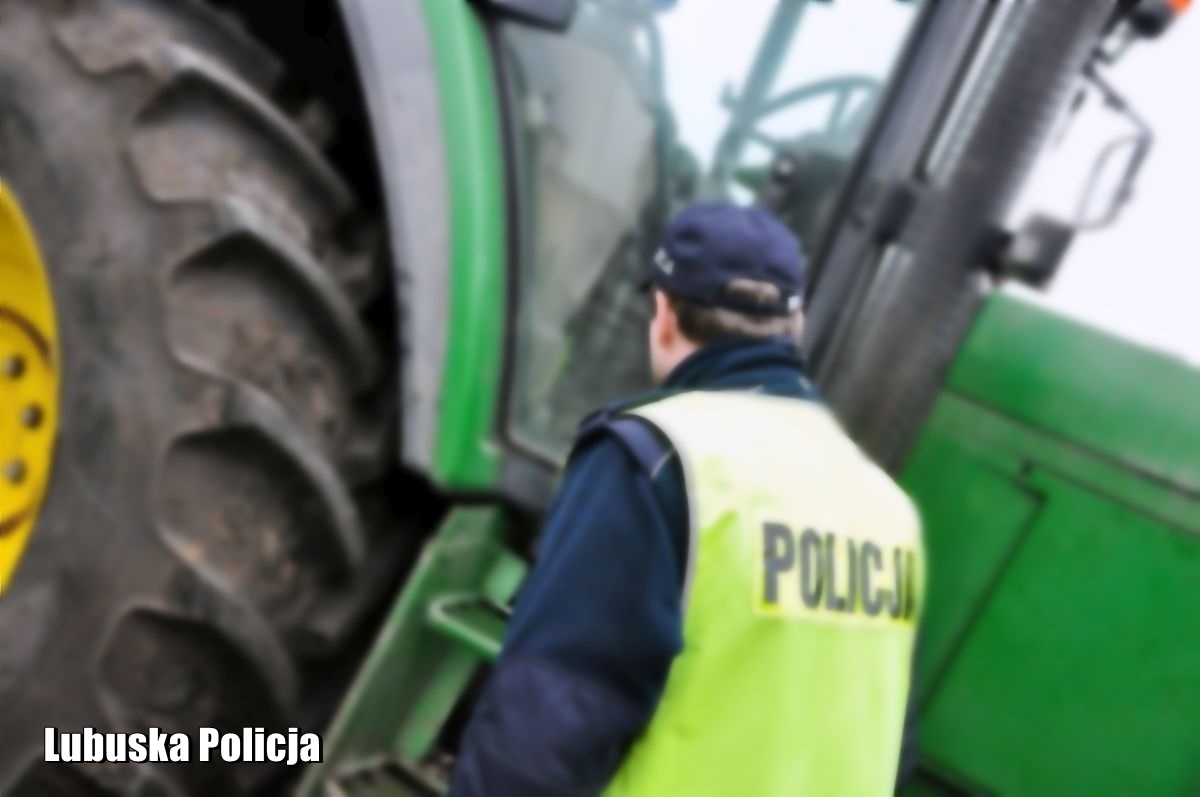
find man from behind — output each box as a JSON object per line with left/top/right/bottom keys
{"left": 453, "top": 202, "right": 923, "bottom": 796}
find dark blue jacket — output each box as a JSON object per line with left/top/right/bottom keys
{"left": 450, "top": 339, "right": 823, "bottom": 796}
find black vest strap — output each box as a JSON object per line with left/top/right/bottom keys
{"left": 606, "top": 416, "right": 673, "bottom": 477}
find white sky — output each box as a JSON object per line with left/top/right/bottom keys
{"left": 1014, "top": 13, "right": 1200, "bottom": 365}
{"left": 656, "top": 0, "right": 916, "bottom": 170}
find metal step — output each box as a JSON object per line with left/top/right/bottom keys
{"left": 301, "top": 507, "right": 526, "bottom": 796}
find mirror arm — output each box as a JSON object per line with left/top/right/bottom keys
{"left": 1073, "top": 65, "right": 1155, "bottom": 231}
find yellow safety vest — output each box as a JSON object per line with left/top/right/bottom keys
{"left": 604, "top": 391, "right": 923, "bottom": 797}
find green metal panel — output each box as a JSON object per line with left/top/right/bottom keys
{"left": 301, "top": 507, "right": 525, "bottom": 796}
{"left": 900, "top": 427, "right": 1043, "bottom": 699}
{"left": 945, "top": 293, "right": 1200, "bottom": 493}
{"left": 920, "top": 476, "right": 1200, "bottom": 795}
{"left": 421, "top": 0, "right": 507, "bottom": 489}
{"left": 902, "top": 293, "right": 1200, "bottom": 795}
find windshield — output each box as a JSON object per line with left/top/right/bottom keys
{"left": 499, "top": 0, "right": 923, "bottom": 459}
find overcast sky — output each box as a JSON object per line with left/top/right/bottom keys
{"left": 1016, "top": 12, "right": 1200, "bottom": 366}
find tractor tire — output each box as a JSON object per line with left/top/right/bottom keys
{"left": 0, "top": 1, "right": 407, "bottom": 793}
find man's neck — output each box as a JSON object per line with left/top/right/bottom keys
{"left": 663, "top": 337, "right": 814, "bottom": 400}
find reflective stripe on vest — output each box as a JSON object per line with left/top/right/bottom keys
{"left": 603, "top": 391, "right": 923, "bottom": 797}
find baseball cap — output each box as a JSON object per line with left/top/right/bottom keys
{"left": 647, "top": 202, "right": 806, "bottom": 316}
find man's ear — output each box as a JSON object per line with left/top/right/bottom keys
{"left": 652, "top": 291, "right": 676, "bottom": 346}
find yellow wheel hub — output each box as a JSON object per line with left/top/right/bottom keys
{"left": 0, "top": 182, "right": 59, "bottom": 595}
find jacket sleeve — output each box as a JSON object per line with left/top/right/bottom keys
{"left": 895, "top": 639, "right": 921, "bottom": 792}
{"left": 449, "top": 433, "right": 686, "bottom": 797}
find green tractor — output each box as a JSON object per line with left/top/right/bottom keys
{"left": 1, "top": 0, "right": 1196, "bottom": 794}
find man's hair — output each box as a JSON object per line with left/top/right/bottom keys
{"left": 662, "top": 279, "right": 803, "bottom": 345}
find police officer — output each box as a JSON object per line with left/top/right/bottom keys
{"left": 451, "top": 203, "right": 923, "bottom": 797}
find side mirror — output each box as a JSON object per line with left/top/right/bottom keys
{"left": 996, "top": 64, "right": 1151, "bottom": 290}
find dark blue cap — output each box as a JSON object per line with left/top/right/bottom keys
{"left": 649, "top": 202, "right": 805, "bottom": 316}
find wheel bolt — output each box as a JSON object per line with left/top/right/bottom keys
{"left": 2, "top": 355, "right": 25, "bottom": 379}
{"left": 3, "top": 459, "right": 27, "bottom": 484}
{"left": 21, "top": 405, "right": 43, "bottom": 429}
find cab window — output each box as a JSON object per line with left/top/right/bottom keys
{"left": 498, "top": 0, "right": 923, "bottom": 459}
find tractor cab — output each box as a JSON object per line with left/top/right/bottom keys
{"left": 1, "top": 0, "right": 1193, "bottom": 793}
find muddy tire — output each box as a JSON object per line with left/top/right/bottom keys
{"left": 0, "top": 1, "right": 407, "bottom": 793}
